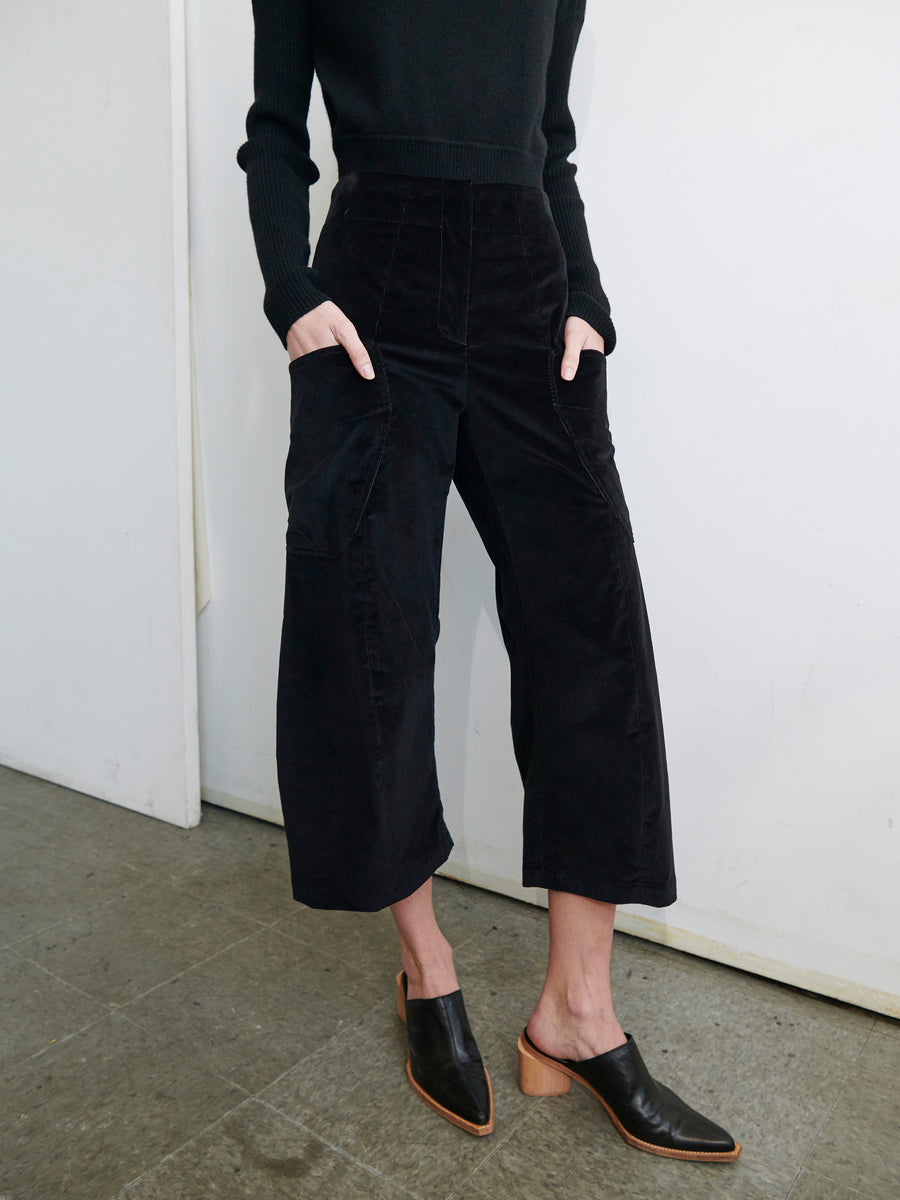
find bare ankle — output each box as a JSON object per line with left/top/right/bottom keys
{"left": 528, "top": 988, "right": 625, "bottom": 1061}
{"left": 401, "top": 937, "right": 458, "bottom": 999}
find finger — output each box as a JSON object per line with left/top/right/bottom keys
{"left": 335, "top": 326, "right": 375, "bottom": 380}
{"left": 560, "top": 339, "right": 584, "bottom": 381}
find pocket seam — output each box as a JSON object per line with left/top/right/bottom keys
{"left": 547, "top": 348, "right": 634, "bottom": 540}
{"left": 288, "top": 344, "right": 348, "bottom": 370}
{"left": 285, "top": 341, "right": 392, "bottom": 557}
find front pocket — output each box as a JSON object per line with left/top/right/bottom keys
{"left": 284, "top": 340, "right": 391, "bottom": 557}
{"left": 548, "top": 348, "right": 633, "bottom": 540}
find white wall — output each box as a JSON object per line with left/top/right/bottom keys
{"left": 0, "top": 2, "right": 199, "bottom": 827}
{"left": 578, "top": 0, "right": 900, "bottom": 1014}
{"left": 193, "top": 1, "right": 899, "bottom": 1014}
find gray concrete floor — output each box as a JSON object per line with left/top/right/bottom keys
{"left": 0, "top": 763, "right": 897, "bottom": 1200}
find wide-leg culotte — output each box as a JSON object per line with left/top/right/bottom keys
{"left": 275, "top": 170, "right": 676, "bottom": 911}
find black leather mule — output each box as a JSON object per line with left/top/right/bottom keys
{"left": 396, "top": 970, "right": 494, "bottom": 1136}
{"left": 518, "top": 1027, "right": 740, "bottom": 1161}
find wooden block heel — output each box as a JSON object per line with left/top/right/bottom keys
{"left": 517, "top": 1032, "right": 572, "bottom": 1095}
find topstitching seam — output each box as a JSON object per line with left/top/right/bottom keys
{"left": 516, "top": 200, "right": 543, "bottom": 343}
{"left": 373, "top": 179, "right": 412, "bottom": 341}
{"left": 457, "top": 414, "right": 549, "bottom": 879}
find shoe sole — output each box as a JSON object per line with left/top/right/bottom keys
{"left": 406, "top": 1058, "right": 495, "bottom": 1136}
{"left": 517, "top": 1032, "right": 742, "bottom": 1162}
{"left": 396, "top": 971, "right": 495, "bottom": 1137}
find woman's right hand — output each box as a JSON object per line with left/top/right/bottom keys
{"left": 286, "top": 301, "right": 375, "bottom": 379}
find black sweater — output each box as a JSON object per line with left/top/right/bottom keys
{"left": 237, "top": 0, "right": 616, "bottom": 353}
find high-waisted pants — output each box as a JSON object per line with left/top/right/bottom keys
{"left": 275, "top": 170, "right": 676, "bottom": 912}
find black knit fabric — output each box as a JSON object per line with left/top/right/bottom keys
{"left": 237, "top": 0, "right": 616, "bottom": 353}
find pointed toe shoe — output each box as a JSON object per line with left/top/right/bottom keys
{"left": 397, "top": 970, "right": 494, "bottom": 1136}
{"left": 518, "top": 1027, "right": 740, "bottom": 1161}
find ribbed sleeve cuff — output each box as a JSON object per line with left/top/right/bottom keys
{"left": 263, "top": 267, "right": 332, "bottom": 349}
{"left": 566, "top": 290, "right": 617, "bottom": 355}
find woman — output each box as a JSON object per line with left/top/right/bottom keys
{"left": 237, "top": 0, "right": 740, "bottom": 1161}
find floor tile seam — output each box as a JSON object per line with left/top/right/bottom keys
{"left": 251, "top": 997, "right": 396, "bottom": 1098}
{"left": 52, "top": 843, "right": 157, "bottom": 875}
{"left": 258, "top": 919, "right": 398, "bottom": 984}
{"left": 113, "top": 926, "right": 270, "bottom": 1008}
{"left": 124, "top": 873, "right": 274, "bottom": 927}
{"left": 254, "top": 919, "right": 362, "bottom": 963}
{"left": 2, "top": 922, "right": 69, "bottom": 951}
{"left": 1, "top": 870, "right": 152, "bottom": 946}
{"left": 0, "top": 838, "right": 71, "bottom": 868}
{"left": 259, "top": 907, "right": 312, "bottom": 929}
{"left": 112, "top": 1006, "right": 255, "bottom": 1099}
{"left": 115, "top": 975, "right": 385, "bottom": 1099}
{"left": 1, "top": 823, "right": 150, "bottom": 871}
{"left": 784, "top": 1165, "right": 804, "bottom": 1199}
{"left": 789, "top": 1166, "right": 883, "bottom": 1200}
{"left": 113, "top": 1094, "right": 262, "bottom": 1197}
{"left": 800, "top": 1019, "right": 877, "bottom": 1168}
{"left": 5, "top": 942, "right": 117, "bottom": 1010}
{"left": 5, "top": 858, "right": 267, "bottom": 953}
{"left": 254, "top": 920, "right": 401, "bottom": 988}
{"left": 443, "top": 1100, "right": 546, "bottom": 1200}
{"left": 146, "top": 885, "right": 277, "bottom": 928}
{"left": 10, "top": 910, "right": 270, "bottom": 1011}
{"left": 289, "top": 943, "right": 401, "bottom": 988}
{"left": 0, "top": 1007, "right": 112, "bottom": 1079}
{"left": 252, "top": 1097, "right": 428, "bottom": 1200}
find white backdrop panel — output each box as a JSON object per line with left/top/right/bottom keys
{"left": 193, "top": 1, "right": 899, "bottom": 1013}
{"left": 0, "top": 1, "right": 198, "bottom": 826}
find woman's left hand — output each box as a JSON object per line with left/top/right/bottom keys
{"left": 560, "top": 316, "right": 605, "bottom": 380}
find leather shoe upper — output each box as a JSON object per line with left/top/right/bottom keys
{"left": 526, "top": 1029, "right": 736, "bottom": 1155}
{"left": 404, "top": 987, "right": 492, "bottom": 1127}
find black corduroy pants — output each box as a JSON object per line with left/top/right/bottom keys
{"left": 275, "top": 171, "right": 676, "bottom": 912}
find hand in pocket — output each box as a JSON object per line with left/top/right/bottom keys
{"left": 286, "top": 300, "right": 375, "bottom": 379}
{"left": 559, "top": 315, "right": 605, "bottom": 381}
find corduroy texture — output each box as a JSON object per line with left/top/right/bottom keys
{"left": 237, "top": 0, "right": 617, "bottom": 353}
{"left": 274, "top": 173, "right": 672, "bottom": 912}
